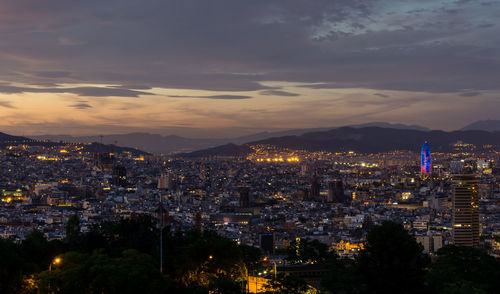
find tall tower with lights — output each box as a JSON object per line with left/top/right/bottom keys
{"left": 421, "top": 142, "right": 432, "bottom": 174}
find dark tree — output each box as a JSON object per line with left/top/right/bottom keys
{"left": 37, "top": 250, "right": 167, "bottom": 294}
{"left": 208, "top": 278, "right": 244, "bottom": 294}
{"left": 427, "top": 245, "right": 500, "bottom": 294}
{"left": 20, "top": 230, "right": 52, "bottom": 274}
{"left": 165, "top": 230, "right": 247, "bottom": 286}
{"left": 0, "top": 238, "right": 25, "bottom": 294}
{"left": 353, "top": 221, "right": 430, "bottom": 294}
{"left": 321, "top": 253, "right": 356, "bottom": 293}
{"left": 65, "top": 214, "right": 81, "bottom": 250}
{"left": 285, "top": 238, "right": 330, "bottom": 264}
{"left": 239, "top": 244, "right": 264, "bottom": 273}
{"left": 81, "top": 214, "right": 159, "bottom": 256}
{"left": 439, "top": 281, "right": 487, "bottom": 294}
{"left": 265, "top": 273, "right": 310, "bottom": 294}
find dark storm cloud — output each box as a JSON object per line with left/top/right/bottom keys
{"left": 168, "top": 95, "right": 252, "bottom": 100}
{"left": 0, "top": 84, "right": 152, "bottom": 97}
{"left": 260, "top": 90, "right": 300, "bottom": 97}
{"left": 0, "top": 0, "right": 499, "bottom": 94}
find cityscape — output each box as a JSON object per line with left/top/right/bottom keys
{"left": 1, "top": 0, "right": 500, "bottom": 294}
{"left": 1, "top": 132, "right": 499, "bottom": 293}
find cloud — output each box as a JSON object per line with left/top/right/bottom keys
{"left": 33, "top": 71, "right": 71, "bottom": 78}
{"left": 57, "top": 37, "right": 86, "bottom": 46}
{"left": 110, "top": 85, "right": 153, "bottom": 90}
{"left": 69, "top": 87, "right": 152, "bottom": 97}
{"left": 373, "top": 93, "right": 390, "bottom": 98}
{"left": 459, "top": 91, "right": 482, "bottom": 97}
{"left": 0, "top": 101, "right": 15, "bottom": 108}
{"left": 0, "top": 84, "right": 152, "bottom": 97}
{"left": 168, "top": 95, "right": 252, "bottom": 100}
{"left": 0, "top": 0, "right": 500, "bottom": 132}
{"left": 69, "top": 103, "right": 92, "bottom": 109}
{"left": 260, "top": 90, "right": 300, "bottom": 96}
{"left": 7, "top": 0, "right": 483, "bottom": 93}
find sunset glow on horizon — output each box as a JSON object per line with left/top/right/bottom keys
{"left": 0, "top": 0, "right": 499, "bottom": 136}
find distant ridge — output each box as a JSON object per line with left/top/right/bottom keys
{"left": 347, "top": 122, "right": 430, "bottom": 131}
{"left": 0, "top": 132, "right": 30, "bottom": 143}
{"left": 178, "top": 144, "right": 251, "bottom": 158}
{"left": 461, "top": 120, "right": 500, "bottom": 132}
{"left": 30, "top": 133, "right": 219, "bottom": 155}
{"left": 178, "top": 127, "right": 500, "bottom": 157}
{"left": 30, "top": 122, "right": 430, "bottom": 154}
{"left": 0, "top": 131, "right": 148, "bottom": 155}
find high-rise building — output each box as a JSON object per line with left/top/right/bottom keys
{"left": 452, "top": 174, "right": 479, "bottom": 247}
{"left": 310, "top": 176, "right": 320, "bottom": 200}
{"left": 158, "top": 173, "right": 168, "bottom": 189}
{"left": 327, "top": 179, "right": 345, "bottom": 203}
{"left": 112, "top": 165, "right": 127, "bottom": 187}
{"left": 199, "top": 164, "right": 210, "bottom": 180}
{"left": 259, "top": 233, "right": 274, "bottom": 254}
{"left": 93, "top": 152, "right": 114, "bottom": 171}
{"left": 421, "top": 142, "right": 432, "bottom": 174}
{"left": 158, "top": 172, "right": 174, "bottom": 190}
{"left": 194, "top": 211, "right": 202, "bottom": 231}
{"left": 239, "top": 187, "right": 250, "bottom": 208}
{"left": 300, "top": 164, "right": 312, "bottom": 177}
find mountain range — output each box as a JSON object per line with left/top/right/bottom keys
{"left": 179, "top": 127, "right": 500, "bottom": 157}
{"left": 29, "top": 122, "right": 431, "bottom": 154}
{"left": 24, "top": 120, "right": 500, "bottom": 155}
{"left": 461, "top": 120, "right": 500, "bottom": 132}
{"left": 0, "top": 132, "right": 148, "bottom": 155}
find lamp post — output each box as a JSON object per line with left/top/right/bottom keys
{"left": 159, "top": 194, "right": 163, "bottom": 274}
{"left": 49, "top": 257, "right": 61, "bottom": 271}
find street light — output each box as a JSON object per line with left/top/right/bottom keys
{"left": 49, "top": 257, "right": 61, "bottom": 271}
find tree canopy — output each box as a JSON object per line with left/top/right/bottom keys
{"left": 427, "top": 245, "right": 500, "bottom": 294}
{"left": 1, "top": 218, "right": 499, "bottom": 294}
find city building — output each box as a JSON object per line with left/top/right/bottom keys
{"left": 421, "top": 142, "right": 432, "bottom": 174}
{"left": 259, "top": 233, "right": 274, "bottom": 255}
{"left": 452, "top": 174, "right": 479, "bottom": 247}
{"left": 310, "top": 176, "right": 320, "bottom": 200}
{"left": 327, "top": 179, "right": 345, "bottom": 203}
{"left": 239, "top": 187, "right": 250, "bottom": 208}
{"left": 112, "top": 165, "right": 127, "bottom": 187}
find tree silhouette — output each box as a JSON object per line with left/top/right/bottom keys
{"left": 265, "top": 273, "right": 310, "bottom": 294}
{"left": 37, "top": 250, "right": 167, "bottom": 294}
{"left": 285, "top": 238, "right": 331, "bottom": 264}
{"left": 427, "top": 245, "right": 500, "bottom": 294}
{"left": 353, "top": 221, "right": 429, "bottom": 294}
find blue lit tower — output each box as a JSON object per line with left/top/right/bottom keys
{"left": 421, "top": 142, "right": 432, "bottom": 174}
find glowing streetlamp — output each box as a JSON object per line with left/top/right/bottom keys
{"left": 49, "top": 257, "right": 61, "bottom": 271}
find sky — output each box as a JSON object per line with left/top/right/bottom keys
{"left": 0, "top": 0, "right": 500, "bottom": 137}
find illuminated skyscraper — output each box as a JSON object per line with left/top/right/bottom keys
{"left": 421, "top": 142, "right": 432, "bottom": 174}
{"left": 452, "top": 174, "right": 479, "bottom": 247}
